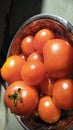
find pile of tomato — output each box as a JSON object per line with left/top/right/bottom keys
{"left": 1, "top": 28, "right": 73, "bottom": 124}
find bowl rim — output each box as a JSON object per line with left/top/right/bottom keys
{"left": 21, "top": 13, "right": 73, "bottom": 33}
{"left": 7, "top": 13, "right": 73, "bottom": 58}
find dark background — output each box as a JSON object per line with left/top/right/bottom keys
{"left": 0, "top": 0, "right": 43, "bottom": 67}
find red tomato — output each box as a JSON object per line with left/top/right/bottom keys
{"left": 52, "top": 78, "right": 73, "bottom": 110}
{"left": 34, "top": 28, "right": 55, "bottom": 54}
{"left": 38, "top": 96, "right": 61, "bottom": 123}
{"left": 21, "top": 60, "right": 46, "bottom": 86}
{"left": 19, "top": 53, "right": 27, "bottom": 60}
{"left": 4, "top": 81, "right": 39, "bottom": 116}
{"left": 21, "top": 35, "right": 35, "bottom": 56}
{"left": 27, "top": 51, "right": 43, "bottom": 62}
{"left": 43, "top": 39, "right": 73, "bottom": 78}
{"left": 1, "top": 55, "right": 26, "bottom": 83}
{"left": 40, "top": 78, "right": 56, "bottom": 96}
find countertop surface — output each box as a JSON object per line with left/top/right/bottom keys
{"left": 0, "top": 0, "right": 73, "bottom": 130}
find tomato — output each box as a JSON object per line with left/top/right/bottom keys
{"left": 43, "top": 39, "right": 73, "bottom": 78}
{"left": 1, "top": 55, "right": 26, "bottom": 83}
{"left": 19, "top": 53, "right": 27, "bottom": 60}
{"left": 27, "top": 51, "right": 43, "bottom": 62}
{"left": 34, "top": 28, "right": 55, "bottom": 54}
{"left": 21, "top": 35, "right": 35, "bottom": 56}
{"left": 21, "top": 60, "right": 46, "bottom": 86}
{"left": 40, "top": 78, "right": 56, "bottom": 96}
{"left": 38, "top": 96, "right": 61, "bottom": 123}
{"left": 4, "top": 81, "right": 39, "bottom": 116}
{"left": 52, "top": 78, "right": 73, "bottom": 110}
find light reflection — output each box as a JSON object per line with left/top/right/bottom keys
{"left": 22, "top": 91, "right": 27, "bottom": 97}
{"left": 27, "top": 38, "right": 31, "bottom": 42}
{"left": 31, "top": 64, "right": 36, "bottom": 69}
{"left": 62, "top": 83, "right": 68, "bottom": 89}
{"left": 45, "top": 101, "right": 50, "bottom": 107}
{"left": 52, "top": 44, "right": 58, "bottom": 51}
{"left": 10, "top": 60, "right": 15, "bottom": 66}
{"left": 33, "top": 55, "right": 38, "bottom": 59}
{"left": 41, "top": 31, "right": 46, "bottom": 36}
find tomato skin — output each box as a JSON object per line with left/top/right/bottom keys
{"left": 40, "top": 78, "right": 56, "bottom": 96}
{"left": 43, "top": 39, "right": 73, "bottom": 78}
{"left": 1, "top": 55, "right": 26, "bottom": 83}
{"left": 4, "top": 81, "right": 39, "bottom": 116}
{"left": 27, "top": 51, "right": 43, "bottom": 62}
{"left": 21, "top": 35, "right": 35, "bottom": 56}
{"left": 19, "top": 53, "right": 27, "bottom": 60}
{"left": 52, "top": 79, "right": 73, "bottom": 110}
{"left": 21, "top": 60, "right": 46, "bottom": 86}
{"left": 38, "top": 96, "right": 61, "bottom": 123}
{"left": 34, "top": 29, "right": 55, "bottom": 54}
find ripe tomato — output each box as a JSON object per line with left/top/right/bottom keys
{"left": 4, "top": 81, "right": 39, "bottom": 116}
{"left": 21, "top": 60, "right": 46, "bottom": 86}
{"left": 52, "top": 78, "right": 73, "bottom": 110}
{"left": 27, "top": 51, "right": 43, "bottom": 62}
{"left": 21, "top": 35, "right": 35, "bottom": 56}
{"left": 40, "top": 78, "right": 56, "bottom": 96}
{"left": 43, "top": 39, "right": 73, "bottom": 78}
{"left": 34, "top": 28, "right": 55, "bottom": 54}
{"left": 38, "top": 96, "right": 61, "bottom": 123}
{"left": 19, "top": 53, "right": 27, "bottom": 60}
{"left": 1, "top": 55, "right": 26, "bottom": 83}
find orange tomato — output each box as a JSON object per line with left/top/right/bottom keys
{"left": 21, "top": 35, "right": 35, "bottom": 56}
{"left": 19, "top": 53, "right": 27, "bottom": 60}
{"left": 34, "top": 28, "right": 55, "bottom": 54}
{"left": 40, "top": 78, "right": 56, "bottom": 96}
{"left": 4, "top": 81, "right": 39, "bottom": 116}
{"left": 52, "top": 78, "right": 73, "bottom": 110}
{"left": 1, "top": 55, "right": 26, "bottom": 83}
{"left": 43, "top": 39, "right": 73, "bottom": 78}
{"left": 27, "top": 51, "right": 43, "bottom": 62}
{"left": 38, "top": 96, "right": 61, "bottom": 123}
{"left": 21, "top": 60, "right": 46, "bottom": 86}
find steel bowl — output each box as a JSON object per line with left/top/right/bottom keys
{"left": 6, "top": 14, "right": 73, "bottom": 130}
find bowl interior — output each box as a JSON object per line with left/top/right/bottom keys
{"left": 8, "top": 18, "right": 73, "bottom": 56}
{"left": 7, "top": 17, "right": 73, "bottom": 130}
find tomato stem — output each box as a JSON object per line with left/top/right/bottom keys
{"left": 8, "top": 88, "right": 22, "bottom": 106}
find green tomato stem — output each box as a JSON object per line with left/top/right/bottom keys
{"left": 8, "top": 88, "right": 22, "bottom": 106}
